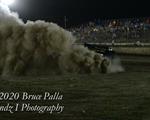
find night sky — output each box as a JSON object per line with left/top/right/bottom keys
{"left": 10, "top": 0, "right": 149, "bottom": 27}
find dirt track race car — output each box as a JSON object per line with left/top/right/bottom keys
{"left": 84, "top": 43, "right": 116, "bottom": 59}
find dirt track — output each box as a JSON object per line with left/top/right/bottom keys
{"left": 120, "top": 54, "right": 150, "bottom": 72}
{"left": 0, "top": 54, "right": 150, "bottom": 120}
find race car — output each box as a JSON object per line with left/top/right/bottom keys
{"left": 84, "top": 43, "right": 116, "bottom": 59}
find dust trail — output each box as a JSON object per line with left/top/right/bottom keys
{"left": 0, "top": 3, "right": 110, "bottom": 76}
{"left": 108, "top": 56, "right": 124, "bottom": 73}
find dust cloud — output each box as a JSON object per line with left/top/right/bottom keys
{"left": 0, "top": 4, "right": 110, "bottom": 76}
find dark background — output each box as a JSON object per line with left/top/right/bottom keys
{"left": 10, "top": 0, "right": 149, "bottom": 27}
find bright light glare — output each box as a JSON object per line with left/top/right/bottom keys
{"left": 0, "top": 0, "right": 15, "bottom": 6}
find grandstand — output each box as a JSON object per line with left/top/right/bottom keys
{"left": 70, "top": 18, "right": 150, "bottom": 44}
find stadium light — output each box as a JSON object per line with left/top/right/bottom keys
{"left": 0, "top": 0, "right": 15, "bottom": 6}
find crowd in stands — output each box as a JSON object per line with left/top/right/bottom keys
{"left": 70, "top": 18, "right": 150, "bottom": 43}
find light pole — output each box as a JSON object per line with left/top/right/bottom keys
{"left": 64, "top": 16, "right": 67, "bottom": 29}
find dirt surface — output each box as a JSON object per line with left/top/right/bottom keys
{"left": 0, "top": 55, "right": 150, "bottom": 120}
